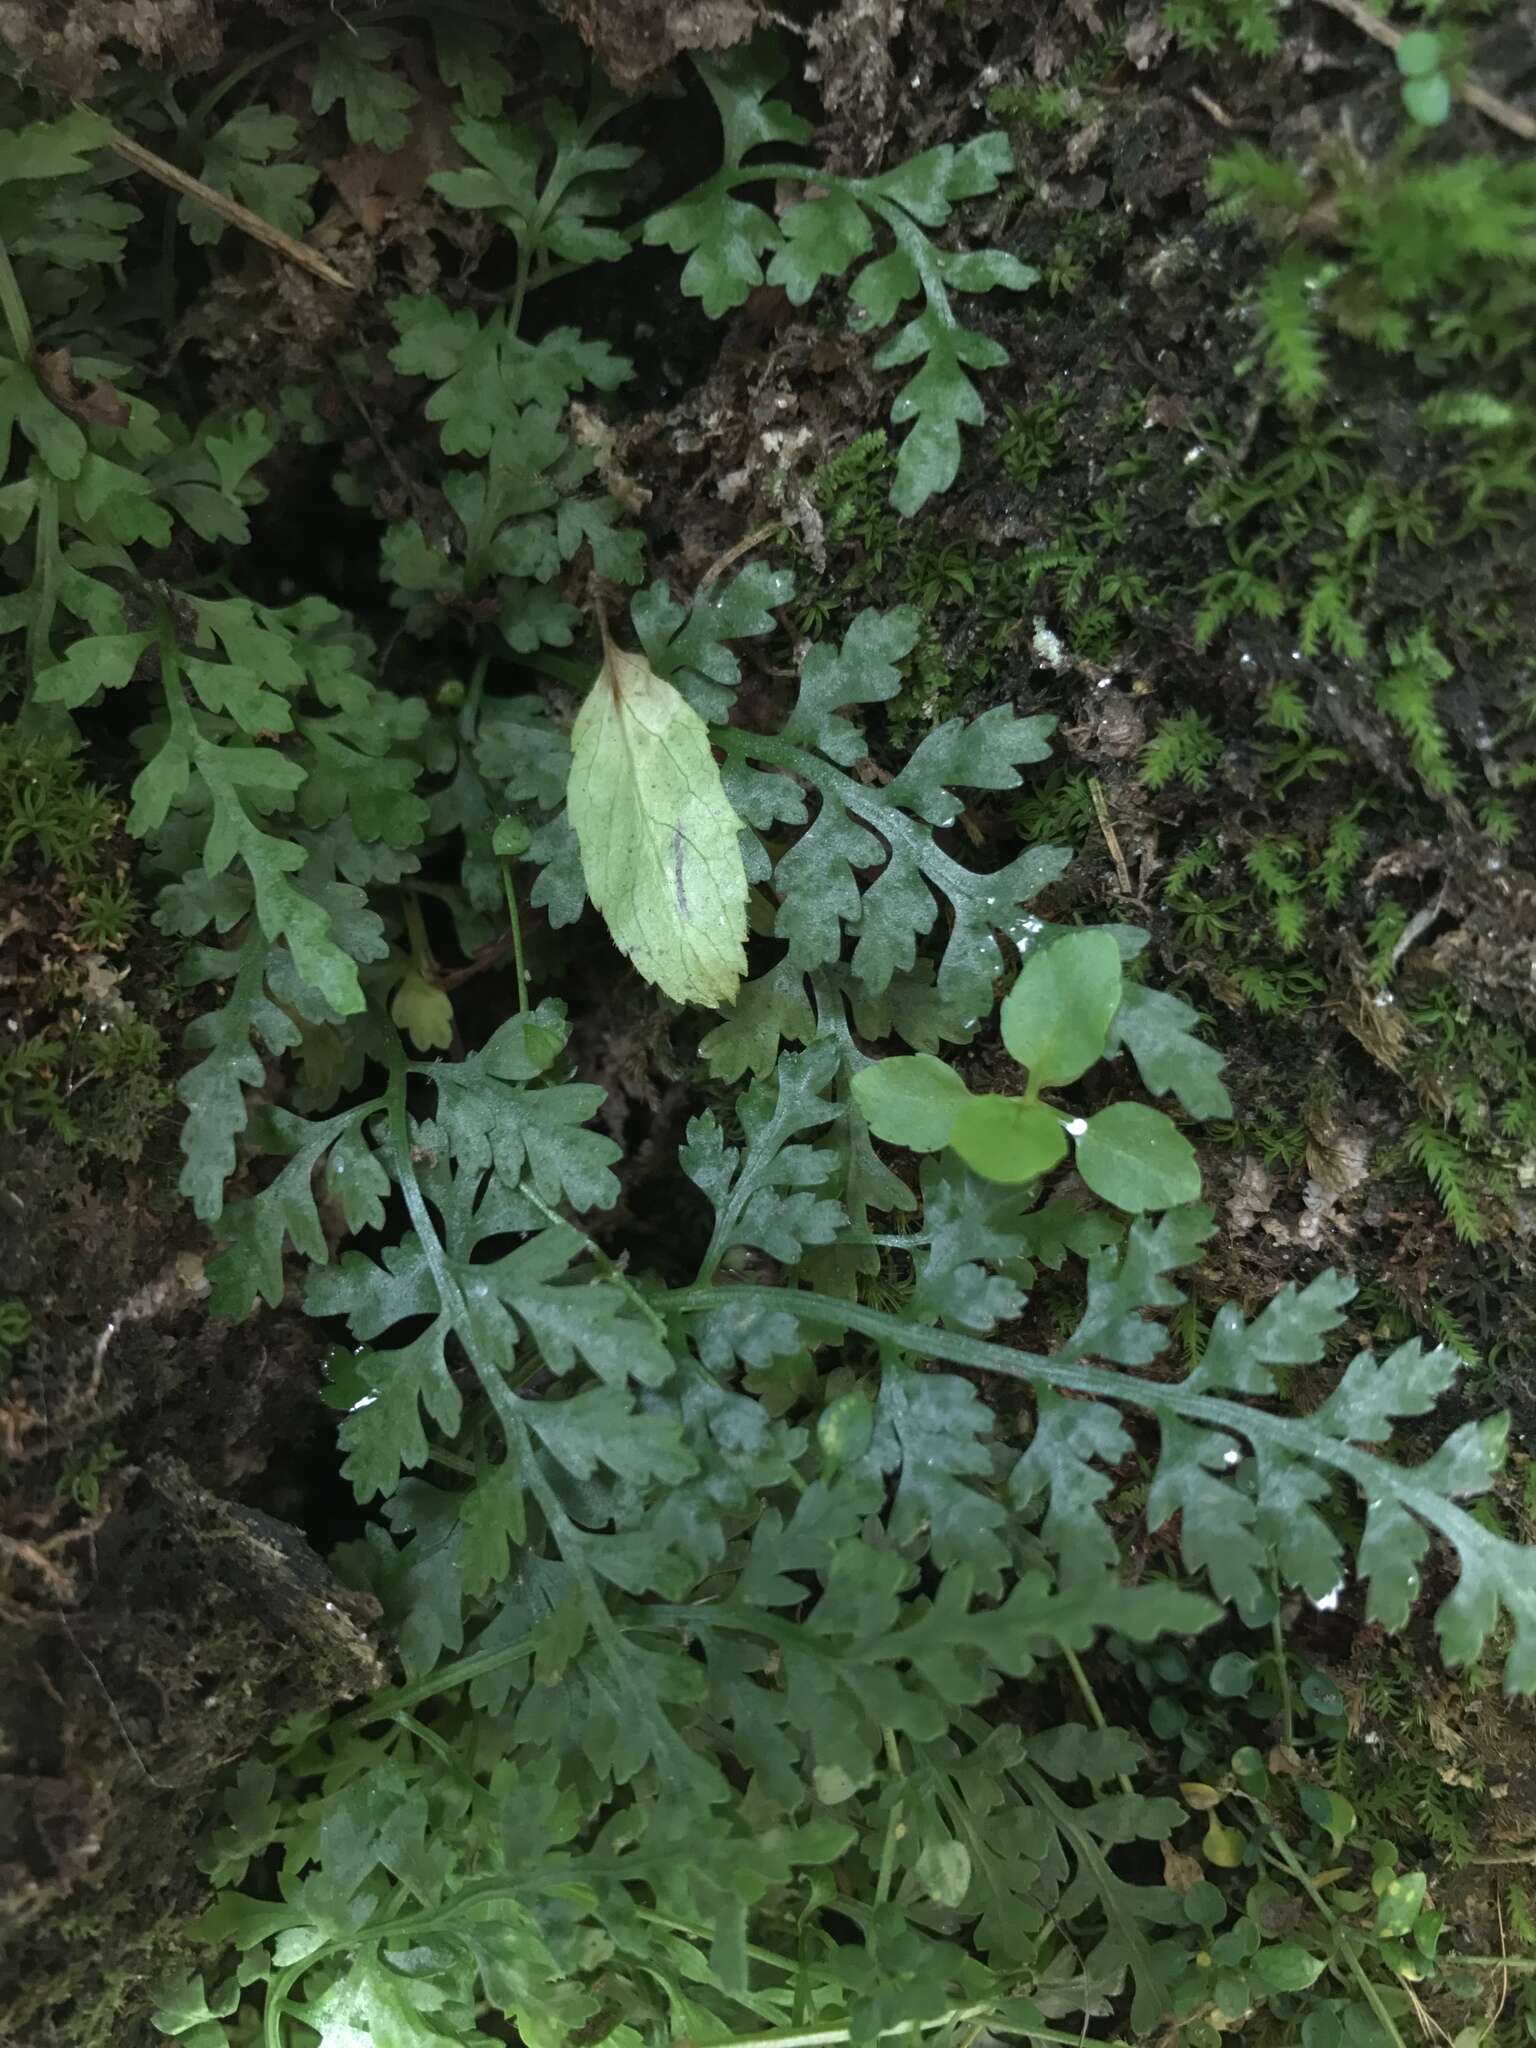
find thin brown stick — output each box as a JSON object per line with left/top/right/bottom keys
{"left": 103, "top": 124, "right": 357, "bottom": 289}
{"left": 697, "top": 521, "right": 786, "bottom": 593}
{"left": 1189, "top": 86, "right": 1239, "bottom": 129}
{"left": 1088, "top": 776, "right": 1134, "bottom": 896}
{"left": 1310, "top": 0, "right": 1536, "bottom": 143}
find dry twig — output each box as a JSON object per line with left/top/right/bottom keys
{"left": 1311, "top": 0, "right": 1536, "bottom": 143}
{"left": 103, "top": 124, "right": 357, "bottom": 290}
{"left": 697, "top": 521, "right": 786, "bottom": 593}
{"left": 1088, "top": 777, "right": 1135, "bottom": 895}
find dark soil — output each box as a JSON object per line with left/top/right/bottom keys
{"left": 0, "top": 1143, "right": 387, "bottom": 2045}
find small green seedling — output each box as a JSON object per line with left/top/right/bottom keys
{"left": 1396, "top": 31, "right": 1451, "bottom": 127}
{"left": 852, "top": 929, "right": 1201, "bottom": 1210}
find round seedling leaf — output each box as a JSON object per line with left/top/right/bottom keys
{"left": 851, "top": 1053, "right": 970, "bottom": 1151}
{"left": 1000, "top": 928, "right": 1124, "bottom": 1087}
{"left": 1395, "top": 28, "right": 1441, "bottom": 77}
{"left": 1255, "top": 1944, "right": 1326, "bottom": 1993}
{"left": 1075, "top": 1102, "right": 1201, "bottom": 1211}
{"left": 1209, "top": 1652, "right": 1255, "bottom": 1699}
{"left": 949, "top": 1095, "right": 1068, "bottom": 1184}
{"left": 1150, "top": 1696, "right": 1186, "bottom": 1738}
{"left": 1402, "top": 72, "right": 1451, "bottom": 124}
{"left": 1185, "top": 1880, "right": 1227, "bottom": 1927}
{"left": 1299, "top": 1671, "right": 1344, "bottom": 1717}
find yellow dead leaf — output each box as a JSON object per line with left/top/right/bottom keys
{"left": 568, "top": 621, "right": 749, "bottom": 1009}
{"left": 1203, "top": 1820, "right": 1246, "bottom": 1868}
{"left": 1180, "top": 1781, "right": 1224, "bottom": 1812}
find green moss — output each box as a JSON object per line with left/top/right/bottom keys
{"left": 1163, "top": 0, "right": 1282, "bottom": 58}
{"left": 985, "top": 27, "right": 1124, "bottom": 132}
{"left": 0, "top": 731, "right": 119, "bottom": 876}
{"left": 1209, "top": 1104, "right": 1309, "bottom": 1170}
{"left": 788, "top": 52, "right": 1536, "bottom": 1332}
{"left": 1327, "top": 1650, "right": 1486, "bottom": 1866}
{"left": 1142, "top": 712, "right": 1223, "bottom": 793}
{"left": 995, "top": 386, "right": 1076, "bottom": 488}
{"left": 1196, "top": 139, "right": 1536, "bottom": 793}
{"left": 0, "top": 729, "right": 171, "bottom": 1159}
{"left": 1012, "top": 766, "right": 1098, "bottom": 846}
{"left": 0, "top": 1295, "right": 29, "bottom": 1367}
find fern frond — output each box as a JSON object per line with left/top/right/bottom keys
{"left": 702, "top": 1224, "right": 1536, "bottom": 1687}
{"left": 1405, "top": 1119, "right": 1486, "bottom": 1243}
{"left": 1230, "top": 963, "right": 1319, "bottom": 1015}
{"left": 1425, "top": 1302, "right": 1481, "bottom": 1370}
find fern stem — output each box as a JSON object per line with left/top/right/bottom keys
{"left": 874, "top": 1728, "right": 906, "bottom": 1907}
{"left": 515, "top": 1181, "right": 666, "bottom": 1335}
{"left": 22, "top": 477, "right": 59, "bottom": 719}
{"left": 0, "top": 234, "right": 60, "bottom": 720}
{"left": 401, "top": 888, "right": 435, "bottom": 975}
{"left": 263, "top": 1962, "right": 305, "bottom": 2048}
{"left": 501, "top": 861, "right": 531, "bottom": 1016}
{"left": 0, "top": 229, "right": 33, "bottom": 359}
{"left": 669, "top": 1282, "right": 1517, "bottom": 1657}
{"left": 698, "top": 2011, "right": 1131, "bottom": 2048}
{"left": 1270, "top": 1583, "right": 1296, "bottom": 1746}
{"left": 633, "top": 1908, "right": 801, "bottom": 1973}
{"left": 458, "top": 646, "right": 490, "bottom": 743}
{"left": 334, "top": 1630, "right": 540, "bottom": 1729}
{"left": 507, "top": 237, "right": 532, "bottom": 340}
{"left": 1061, "top": 1647, "right": 1135, "bottom": 1798}
{"left": 390, "top": 1711, "right": 480, "bottom": 1800}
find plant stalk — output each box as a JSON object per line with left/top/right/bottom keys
{"left": 0, "top": 231, "right": 33, "bottom": 359}
{"left": 1061, "top": 1646, "right": 1135, "bottom": 1798}
{"left": 501, "top": 862, "right": 530, "bottom": 1016}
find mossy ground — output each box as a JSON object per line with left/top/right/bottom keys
{"left": 4, "top": 0, "right": 1536, "bottom": 2038}
{"left": 655, "top": 0, "right": 1536, "bottom": 1913}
